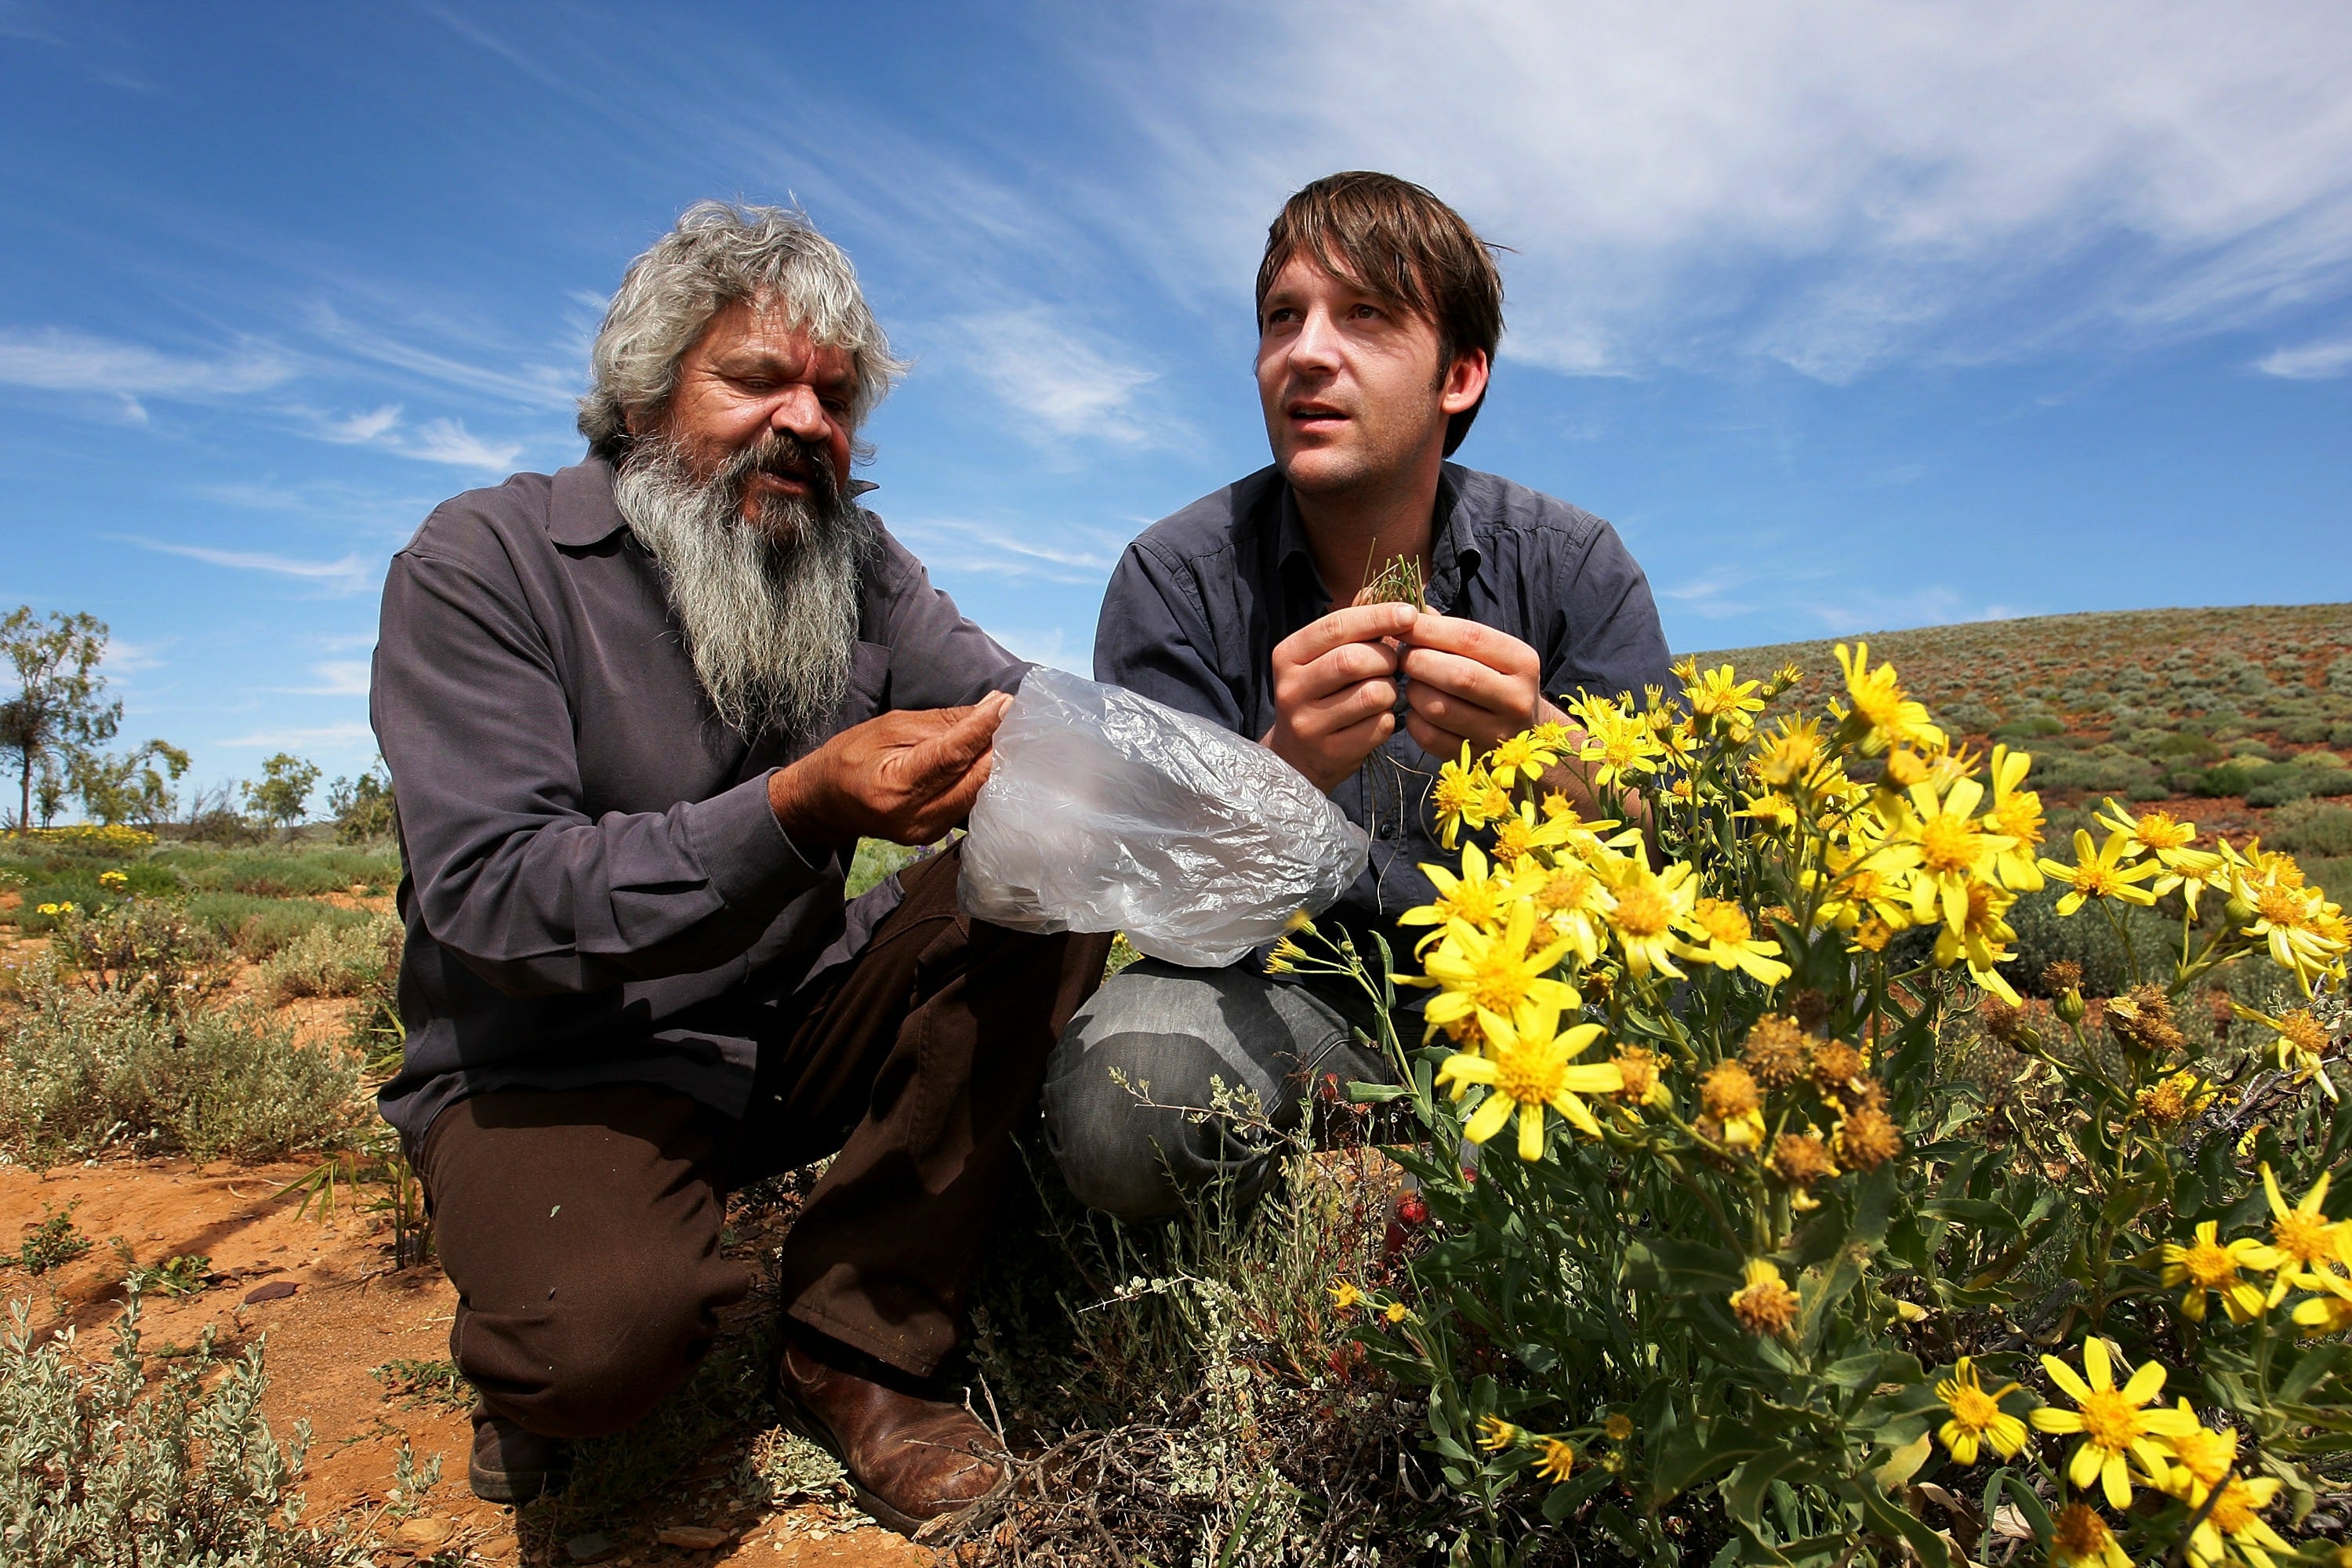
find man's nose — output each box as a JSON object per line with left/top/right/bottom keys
{"left": 1287, "top": 307, "right": 1343, "bottom": 374}
{"left": 767, "top": 386, "right": 829, "bottom": 441}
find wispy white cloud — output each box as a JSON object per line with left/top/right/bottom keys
{"left": 1805, "top": 586, "right": 2030, "bottom": 638}
{"left": 310, "top": 404, "right": 524, "bottom": 472}
{"left": 946, "top": 308, "right": 1177, "bottom": 448}
{"left": 2255, "top": 336, "right": 2352, "bottom": 379}
{"left": 326, "top": 404, "right": 402, "bottom": 442}
{"left": 100, "top": 638, "right": 170, "bottom": 677}
{"left": 217, "top": 720, "right": 376, "bottom": 750}
{"left": 305, "top": 303, "right": 579, "bottom": 411}
{"left": 125, "top": 538, "right": 379, "bottom": 596}
{"left": 1090, "top": 0, "right": 2352, "bottom": 381}
{"left": 276, "top": 659, "right": 372, "bottom": 696}
{"left": 885, "top": 514, "right": 1127, "bottom": 585}
{"left": 0, "top": 326, "right": 294, "bottom": 398}
{"left": 991, "top": 626, "right": 1083, "bottom": 672}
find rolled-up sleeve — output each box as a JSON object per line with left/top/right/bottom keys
{"left": 373, "top": 545, "right": 822, "bottom": 998}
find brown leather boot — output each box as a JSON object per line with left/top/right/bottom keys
{"left": 771, "top": 1333, "right": 1007, "bottom": 1536}
{"left": 468, "top": 1409, "right": 570, "bottom": 1504}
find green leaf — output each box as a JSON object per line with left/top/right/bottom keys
{"left": 1838, "top": 1477, "right": 1951, "bottom": 1568}
{"left": 1916, "top": 1197, "right": 2023, "bottom": 1234}
{"left": 2277, "top": 1344, "right": 2352, "bottom": 1406}
{"left": 1726, "top": 1450, "right": 1826, "bottom": 1530}
{"left": 1871, "top": 1431, "right": 1933, "bottom": 1492}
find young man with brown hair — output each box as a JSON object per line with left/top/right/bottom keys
{"left": 1044, "top": 171, "right": 1671, "bottom": 1218}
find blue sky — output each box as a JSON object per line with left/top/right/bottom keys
{"left": 2, "top": 2, "right": 2348, "bottom": 801}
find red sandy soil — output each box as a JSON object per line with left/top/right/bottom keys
{"left": 0, "top": 1161, "right": 928, "bottom": 1568}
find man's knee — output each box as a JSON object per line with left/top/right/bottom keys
{"left": 1041, "top": 1026, "right": 1224, "bottom": 1220}
{"left": 1040, "top": 960, "right": 1338, "bottom": 1221}
{"left": 459, "top": 1260, "right": 746, "bottom": 1439}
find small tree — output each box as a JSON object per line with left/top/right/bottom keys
{"left": 241, "top": 753, "right": 321, "bottom": 837}
{"left": 0, "top": 608, "right": 122, "bottom": 835}
{"left": 33, "top": 766, "right": 67, "bottom": 829}
{"left": 74, "top": 740, "right": 192, "bottom": 827}
{"left": 324, "top": 760, "right": 397, "bottom": 844}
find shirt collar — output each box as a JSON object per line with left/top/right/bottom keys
{"left": 548, "top": 456, "right": 881, "bottom": 549}
{"left": 1271, "top": 462, "right": 1483, "bottom": 609}
{"left": 549, "top": 456, "right": 629, "bottom": 546}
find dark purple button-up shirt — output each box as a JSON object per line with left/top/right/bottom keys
{"left": 370, "top": 456, "right": 1021, "bottom": 1145}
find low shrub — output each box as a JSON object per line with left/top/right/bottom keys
{"left": 258, "top": 914, "right": 401, "bottom": 1005}
{"left": 2270, "top": 799, "right": 2352, "bottom": 858}
{"left": 183, "top": 895, "right": 373, "bottom": 960}
{"left": 51, "top": 899, "right": 225, "bottom": 1007}
{"left": 0, "top": 1296, "right": 362, "bottom": 1567}
{"left": 0, "top": 980, "right": 358, "bottom": 1165}
{"left": 154, "top": 845, "right": 400, "bottom": 898}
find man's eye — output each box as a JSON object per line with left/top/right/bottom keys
{"left": 1351, "top": 303, "right": 1384, "bottom": 321}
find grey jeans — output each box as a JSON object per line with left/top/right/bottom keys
{"left": 1040, "top": 958, "right": 1389, "bottom": 1220}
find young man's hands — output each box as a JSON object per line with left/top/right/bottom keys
{"left": 1265, "top": 606, "right": 1583, "bottom": 793}
{"left": 1399, "top": 612, "right": 1562, "bottom": 759}
{"left": 1262, "top": 603, "right": 1417, "bottom": 793}
{"left": 768, "top": 694, "right": 1008, "bottom": 848}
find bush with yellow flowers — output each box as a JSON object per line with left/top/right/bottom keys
{"left": 1294, "top": 646, "right": 2352, "bottom": 1565}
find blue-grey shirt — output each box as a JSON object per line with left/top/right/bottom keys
{"left": 1093, "top": 462, "right": 1671, "bottom": 962}
{"left": 369, "top": 456, "right": 1022, "bottom": 1147}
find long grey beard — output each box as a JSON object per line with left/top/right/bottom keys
{"left": 613, "top": 433, "right": 877, "bottom": 738}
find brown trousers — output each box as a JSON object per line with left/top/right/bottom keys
{"left": 416, "top": 844, "right": 1111, "bottom": 1439}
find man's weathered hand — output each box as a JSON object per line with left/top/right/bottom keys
{"left": 1399, "top": 612, "right": 1548, "bottom": 759}
{"left": 768, "top": 694, "right": 1009, "bottom": 848}
{"left": 1261, "top": 602, "right": 1416, "bottom": 793}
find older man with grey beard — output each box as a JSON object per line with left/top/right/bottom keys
{"left": 369, "top": 201, "right": 1110, "bottom": 1534}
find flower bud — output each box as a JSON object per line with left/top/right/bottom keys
{"left": 2056, "top": 989, "right": 2088, "bottom": 1025}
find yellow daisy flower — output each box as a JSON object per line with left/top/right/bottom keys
{"left": 1676, "top": 897, "right": 1792, "bottom": 985}
{"left": 2259, "top": 1163, "right": 2350, "bottom": 1304}
{"left": 1893, "top": 776, "right": 2013, "bottom": 931}
{"left": 2048, "top": 1503, "right": 2128, "bottom": 1568}
{"left": 2157, "top": 1221, "right": 2276, "bottom": 1324}
{"left": 1435, "top": 1000, "right": 1621, "bottom": 1161}
{"left": 1601, "top": 858, "right": 1700, "bottom": 980}
{"left": 1328, "top": 1279, "right": 1363, "bottom": 1313}
{"left": 1933, "top": 1356, "right": 2029, "bottom": 1465}
{"left": 2038, "top": 829, "right": 2161, "bottom": 917}
{"left": 1474, "top": 1415, "right": 1519, "bottom": 1453}
{"left": 1981, "top": 744, "right": 2046, "bottom": 891}
{"left": 1412, "top": 902, "right": 1582, "bottom": 1043}
{"left": 1399, "top": 842, "right": 1537, "bottom": 949}
{"left": 1432, "top": 743, "right": 1503, "bottom": 850}
{"left": 1482, "top": 729, "right": 1562, "bottom": 792}
{"left": 1729, "top": 1259, "right": 1801, "bottom": 1337}
{"left": 2027, "top": 1337, "right": 2195, "bottom": 1508}
{"left": 1682, "top": 663, "right": 1766, "bottom": 738}
{"left": 1831, "top": 641, "right": 1944, "bottom": 756}
{"left": 1533, "top": 1436, "right": 1577, "bottom": 1483}
{"left": 2178, "top": 1474, "right": 2292, "bottom": 1568}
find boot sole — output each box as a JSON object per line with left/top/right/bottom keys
{"left": 467, "top": 1455, "right": 568, "bottom": 1506}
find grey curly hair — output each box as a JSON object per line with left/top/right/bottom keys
{"left": 577, "top": 201, "right": 907, "bottom": 461}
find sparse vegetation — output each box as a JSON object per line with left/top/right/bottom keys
{"left": 258, "top": 913, "right": 400, "bottom": 1005}
{"left": 0, "top": 1297, "right": 361, "bottom": 1567}
{"left": 0, "top": 978, "right": 358, "bottom": 1165}
{"left": 12, "top": 1201, "right": 92, "bottom": 1276}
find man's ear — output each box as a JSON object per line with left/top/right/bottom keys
{"left": 1439, "top": 348, "right": 1490, "bottom": 417}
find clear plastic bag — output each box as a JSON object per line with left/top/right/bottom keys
{"left": 956, "top": 667, "right": 1370, "bottom": 967}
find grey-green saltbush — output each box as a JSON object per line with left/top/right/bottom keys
{"left": 0, "top": 980, "right": 357, "bottom": 1166}
{"left": 258, "top": 915, "right": 401, "bottom": 1006}
{"left": 0, "top": 1296, "right": 362, "bottom": 1568}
